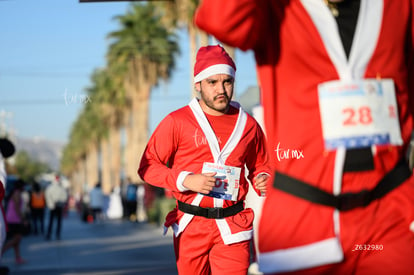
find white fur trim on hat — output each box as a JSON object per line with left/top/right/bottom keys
{"left": 194, "top": 64, "right": 235, "bottom": 83}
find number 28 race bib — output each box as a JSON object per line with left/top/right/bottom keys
{"left": 318, "top": 79, "right": 402, "bottom": 150}
{"left": 201, "top": 162, "right": 241, "bottom": 201}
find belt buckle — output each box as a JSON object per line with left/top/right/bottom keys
{"left": 207, "top": 207, "right": 224, "bottom": 219}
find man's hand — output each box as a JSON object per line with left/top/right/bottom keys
{"left": 183, "top": 172, "right": 217, "bottom": 194}
{"left": 254, "top": 173, "right": 269, "bottom": 196}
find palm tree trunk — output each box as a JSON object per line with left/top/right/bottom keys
{"left": 199, "top": 30, "right": 209, "bottom": 46}
{"left": 124, "top": 111, "right": 134, "bottom": 179}
{"left": 100, "top": 137, "right": 111, "bottom": 195}
{"left": 109, "top": 126, "right": 121, "bottom": 195}
{"left": 221, "top": 44, "right": 236, "bottom": 97}
{"left": 222, "top": 44, "right": 235, "bottom": 60}
{"left": 70, "top": 169, "right": 83, "bottom": 199}
{"left": 189, "top": 25, "right": 197, "bottom": 99}
{"left": 86, "top": 144, "right": 99, "bottom": 190}
{"left": 135, "top": 84, "right": 150, "bottom": 182}
{"left": 79, "top": 156, "right": 88, "bottom": 194}
{"left": 123, "top": 79, "right": 138, "bottom": 183}
{"left": 124, "top": 82, "right": 151, "bottom": 184}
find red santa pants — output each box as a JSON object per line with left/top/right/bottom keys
{"left": 173, "top": 216, "right": 250, "bottom": 275}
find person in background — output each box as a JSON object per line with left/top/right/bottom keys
{"left": 136, "top": 182, "right": 147, "bottom": 223}
{"left": 124, "top": 179, "right": 138, "bottom": 222}
{"left": 30, "top": 182, "right": 45, "bottom": 235}
{"left": 45, "top": 176, "right": 68, "bottom": 240}
{"left": 106, "top": 185, "right": 123, "bottom": 220}
{"left": 195, "top": 1, "right": 414, "bottom": 274}
{"left": 88, "top": 182, "right": 104, "bottom": 222}
{"left": 2, "top": 179, "right": 27, "bottom": 265}
{"left": 19, "top": 185, "right": 30, "bottom": 235}
{"left": 79, "top": 190, "right": 91, "bottom": 223}
{"left": 139, "top": 45, "right": 271, "bottom": 275}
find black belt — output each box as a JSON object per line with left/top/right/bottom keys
{"left": 273, "top": 159, "right": 411, "bottom": 211}
{"left": 344, "top": 147, "right": 374, "bottom": 172}
{"left": 177, "top": 200, "right": 244, "bottom": 219}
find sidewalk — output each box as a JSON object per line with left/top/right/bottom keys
{"left": 1, "top": 210, "right": 177, "bottom": 275}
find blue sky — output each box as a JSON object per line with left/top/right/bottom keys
{"left": 0, "top": 0, "right": 258, "bottom": 144}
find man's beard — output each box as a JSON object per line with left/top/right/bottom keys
{"left": 199, "top": 88, "right": 231, "bottom": 113}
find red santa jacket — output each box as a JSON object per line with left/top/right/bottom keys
{"left": 196, "top": 0, "right": 414, "bottom": 272}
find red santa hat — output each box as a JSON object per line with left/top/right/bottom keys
{"left": 193, "top": 45, "right": 236, "bottom": 83}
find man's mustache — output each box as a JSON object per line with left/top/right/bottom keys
{"left": 214, "top": 94, "right": 229, "bottom": 100}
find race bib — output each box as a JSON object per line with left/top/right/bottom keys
{"left": 318, "top": 79, "right": 402, "bottom": 150}
{"left": 201, "top": 162, "right": 241, "bottom": 201}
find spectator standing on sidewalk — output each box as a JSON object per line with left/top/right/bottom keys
{"left": 136, "top": 182, "right": 147, "bottom": 222}
{"left": 106, "top": 186, "right": 123, "bottom": 220}
{"left": 88, "top": 182, "right": 104, "bottom": 222}
{"left": 29, "top": 182, "right": 45, "bottom": 235}
{"left": 2, "top": 179, "right": 27, "bottom": 265}
{"left": 125, "top": 180, "right": 138, "bottom": 222}
{"left": 45, "top": 176, "right": 68, "bottom": 240}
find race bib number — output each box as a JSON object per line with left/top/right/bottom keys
{"left": 201, "top": 162, "right": 241, "bottom": 201}
{"left": 318, "top": 79, "right": 402, "bottom": 150}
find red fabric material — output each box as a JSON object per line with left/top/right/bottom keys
{"left": 138, "top": 104, "right": 270, "bottom": 206}
{"left": 173, "top": 216, "right": 250, "bottom": 275}
{"left": 193, "top": 44, "right": 236, "bottom": 77}
{"left": 205, "top": 107, "right": 238, "bottom": 149}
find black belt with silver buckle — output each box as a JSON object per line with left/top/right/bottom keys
{"left": 273, "top": 159, "right": 411, "bottom": 211}
{"left": 177, "top": 200, "right": 244, "bottom": 219}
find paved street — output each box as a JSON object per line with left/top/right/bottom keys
{"left": 1, "top": 189, "right": 265, "bottom": 275}
{"left": 1, "top": 211, "right": 177, "bottom": 275}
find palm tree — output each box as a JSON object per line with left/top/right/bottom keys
{"left": 89, "top": 68, "right": 127, "bottom": 194}
{"left": 155, "top": 0, "right": 236, "bottom": 99}
{"left": 157, "top": 0, "right": 200, "bottom": 96}
{"left": 107, "top": 2, "right": 179, "bottom": 183}
{"left": 61, "top": 67, "right": 126, "bottom": 195}
{"left": 60, "top": 111, "right": 91, "bottom": 195}
{"left": 61, "top": 2, "right": 179, "bottom": 195}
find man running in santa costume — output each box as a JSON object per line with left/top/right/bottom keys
{"left": 195, "top": 0, "right": 414, "bottom": 274}
{"left": 138, "top": 44, "right": 271, "bottom": 275}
